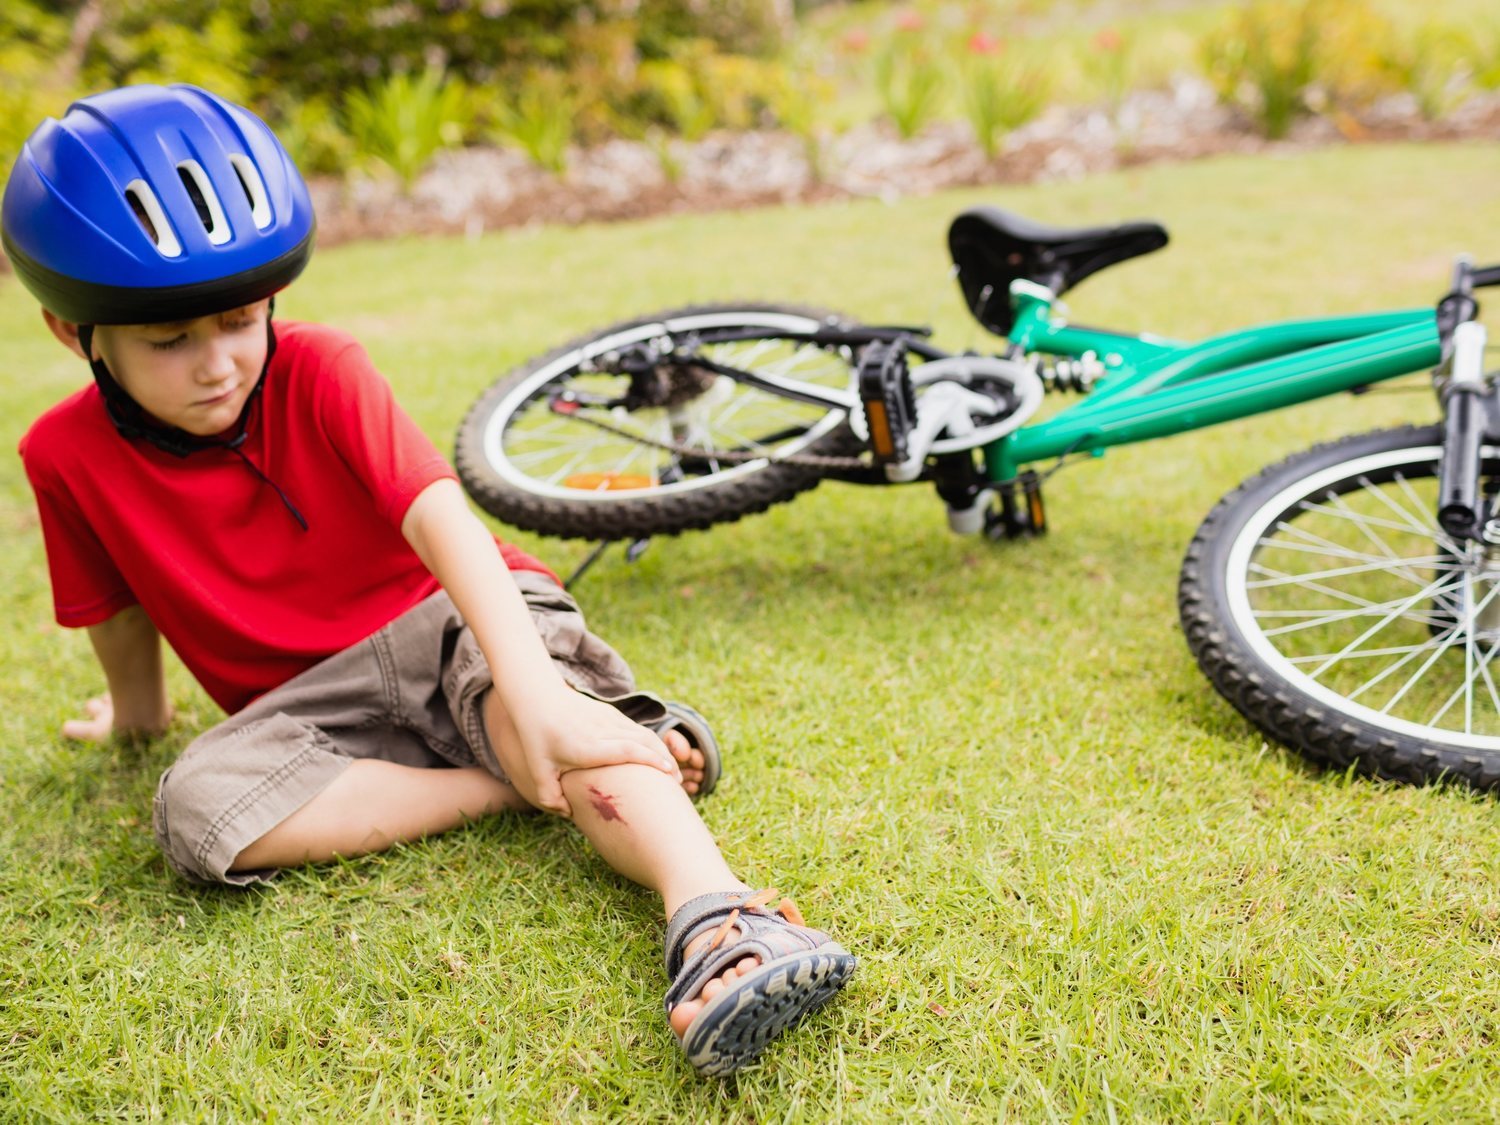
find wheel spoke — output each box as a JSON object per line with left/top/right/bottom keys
{"left": 1393, "top": 471, "right": 1461, "bottom": 551}
{"left": 1306, "top": 571, "right": 1455, "bottom": 678}
{"left": 1342, "top": 627, "right": 1461, "bottom": 702}
{"left": 1255, "top": 580, "right": 1457, "bottom": 636}
{"left": 1245, "top": 554, "right": 1455, "bottom": 589}
{"left": 1283, "top": 638, "right": 1458, "bottom": 665}
{"left": 1382, "top": 578, "right": 1500, "bottom": 716}
{"left": 1263, "top": 521, "right": 1435, "bottom": 586}
{"left": 1296, "top": 495, "right": 1450, "bottom": 541}
{"left": 1425, "top": 614, "right": 1500, "bottom": 729}
{"left": 1256, "top": 532, "right": 1451, "bottom": 566}
{"left": 1372, "top": 471, "right": 1450, "bottom": 541}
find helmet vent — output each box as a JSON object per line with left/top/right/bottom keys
{"left": 123, "top": 180, "right": 183, "bottom": 258}
{"left": 227, "top": 153, "right": 273, "bottom": 230}
{"left": 175, "top": 160, "right": 231, "bottom": 246}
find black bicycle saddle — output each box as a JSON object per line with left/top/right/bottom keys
{"left": 948, "top": 208, "right": 1169, "bottom": 336}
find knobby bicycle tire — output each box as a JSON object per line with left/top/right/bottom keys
{"left": 1180, "top": 425, "right": 1500, "bottom": 790}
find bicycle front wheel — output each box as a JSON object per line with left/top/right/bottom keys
{"left": 455, "top": 304, "right": 863, "bottom": 539}
{"left": 1180, "top": 425, "right": 1500, "bottom": 789}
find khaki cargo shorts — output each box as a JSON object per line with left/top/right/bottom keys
{"left": 152, "top": 571, "right": 675, "bottom": 886}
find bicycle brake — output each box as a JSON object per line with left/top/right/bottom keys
{"left": 857, "top": 339, "right": 917, "bottom": 466}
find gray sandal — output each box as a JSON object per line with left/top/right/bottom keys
{"left": 663, "top": 889, "right": 856, "bottom": 1077}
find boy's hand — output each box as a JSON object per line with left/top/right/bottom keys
{"left": 62, "top": 693, "right": 115, "bottom": 742}
{"left": 511, "top": 689, "right": 680, "bottom": 816}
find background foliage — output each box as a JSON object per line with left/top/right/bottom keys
{"left": 1, "top": 0, "right": 1497, "bottom": 192}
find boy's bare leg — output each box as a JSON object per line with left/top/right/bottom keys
{"left": 231, "top": 761, "right": 528, "bottom": 870}
{"left": 231, "top": 694, "right": 764, "bottom": 1038}
{"left": 482, "top": 694, "right": 769, "bottom": 1039}
{"left": 231, "top": 730, "right": 708, "bottom": 872}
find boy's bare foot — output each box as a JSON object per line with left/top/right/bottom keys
{"left": 662, "top": 728, "right": 708, "bottom": 796}
{"left": 668, "top": 925, "right": 760, "bottom": 1039}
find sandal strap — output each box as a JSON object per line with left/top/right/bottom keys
{"left": 652, "top": 701, "right": 721, "bottom": 798}
{"left": 665, "top": 925, "right": 841, "bottom": 1014}
{"left": 663, "top": 889, "right": 829, "bottom": 977}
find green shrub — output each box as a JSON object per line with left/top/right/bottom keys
{"left": 1379, "top": 23, "right": 1473, "bottom": 120}
{"left": 1089, "top": 27, "right": 1134, "bottom": 118}
{"left": 94, "top": 10, "right": 251, "bottom": 105}
{"left": 768, "top": 66, "right": 838, "bottom": 181}
{"left": 0, "top": 3, "right": 78, "bottom": 192}
{"left": 961, "top": 36, "right": 1050, "bottom": 158}
{"left": 490, "top": 70, "right": 576, "bottom": 176}
{"left": 637, "top": 0, "right": 794, "bottom": 58}
{"left": 637, "top": 58, "right": 718, "bottom": 140}
{"left": 1475, "top": 21, "right": 1500, "bottom": 90}
{"left": 634, "top": 46, "right": 786, "bottom": 139}
{"left": 268, "top": 96, "right": 356, "bottom": 179}
{"left": 1202, "top": 0, "right": 1323, "bottom": 139}
{"left": 345, "top": 67, "right": 471, "bottom": 192}
{"left": 1199, "top": 0, "right": 1461, "bottom": 138}
{"left": 873, "top": 37, "right": 944, "bottom": 139}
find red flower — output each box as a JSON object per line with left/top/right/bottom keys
{"left": 966, "top": 31, "right": 1003, "bottom": 56}
{"left": 894, "top": 9, "right": 925, "bottom": 32}
{"left": 842, "top": 27, "right": 871, "bottom": 53}
{"left": 1094, "top": 27, "right": 1123, "bottom": 53}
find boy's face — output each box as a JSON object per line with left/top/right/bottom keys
{"left": 46, "top": 301, "right": 271, "bottom": 437}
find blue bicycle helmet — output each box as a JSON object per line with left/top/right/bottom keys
{"left": 2, "top": 84, "right": 315, "bottom": 325}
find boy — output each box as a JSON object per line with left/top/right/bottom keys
{"left": 4, "top": 83, "right": 854, "bottom": 1077}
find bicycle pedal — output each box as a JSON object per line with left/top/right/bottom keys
{"left": 986, "top": 471, "right": 1048, "bottom": 540}
{"left": 857, "top": 339, "right": 917, "bottom": 465}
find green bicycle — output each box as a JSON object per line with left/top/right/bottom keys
{"left": 456, "top": 209, "right": 1500, "bottom": 790}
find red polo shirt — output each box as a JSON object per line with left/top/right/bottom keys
{"left": 19, "top": 320, "right": 555, "bottom": 714}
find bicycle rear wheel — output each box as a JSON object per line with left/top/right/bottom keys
{"left": 455, "top": 304, "right": 863, "bottom": 539}
{"left": 1180, "top": 425, "right": 1500, "bottom": 789}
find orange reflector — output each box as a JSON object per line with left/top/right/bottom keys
{"left": 865, "top": 399, "right": 894, "bottom": 459}
{"left": 563, "top": 472, "right": 656, "bottom": 491}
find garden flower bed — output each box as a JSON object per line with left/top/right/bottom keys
{"left": 307, "top": 78, "right": 1500, "bottom": 247}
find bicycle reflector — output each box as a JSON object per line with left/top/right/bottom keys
{"left": 563, "top": 472, "right": 655, "bottom": 490}
{"left": 858, "top": 339, "right": 917, "bottom": 465}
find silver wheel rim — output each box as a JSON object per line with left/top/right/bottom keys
{"left": 481, "top": 311, "right": 853, "bottom": 503}
{"left": 1225, "top": 442, "right": 1500, "bottom": 750}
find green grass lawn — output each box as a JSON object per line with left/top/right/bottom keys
{"left": 4, "top": 143, "right": 1500, "bottom": 1120}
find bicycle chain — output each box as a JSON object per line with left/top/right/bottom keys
{"left": 551, "top": 399, "right": 870, "bottom": 470}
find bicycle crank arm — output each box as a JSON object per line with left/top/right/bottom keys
{"left": 665, "top": 353, "right": 858, "bottom": 412}
{"left": 882, "top": 382, "right": 1005, "bottom": 482}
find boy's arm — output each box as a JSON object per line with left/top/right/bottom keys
{"left": 65, "top": 605, "right": 173, "bottom": 741}
{"left": 400, "top": 478, "right": 677, "bottom": 815}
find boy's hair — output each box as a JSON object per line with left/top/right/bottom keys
{"left": 1, "top": 84, "right": 315, "bottom": 327}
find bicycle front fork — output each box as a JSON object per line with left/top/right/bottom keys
{"left": 1437, "top": 320, "right": 1496, "bottom": 543}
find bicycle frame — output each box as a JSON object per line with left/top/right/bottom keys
{"left": 984, "top": 282, "right": 1441, "bottom": 481}
{"left": 663, "top": 283, "right": 1444, "bottom": 489}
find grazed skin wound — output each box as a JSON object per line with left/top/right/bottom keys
{"left": 587, "top": 785, "right": 625, "bottom": 824}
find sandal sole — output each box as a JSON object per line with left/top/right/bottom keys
{"left": 680, "top": 945, "right": 856, "bottom": 1077}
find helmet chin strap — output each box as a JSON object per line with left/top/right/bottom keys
{"left": 78, "top": 300, "right": 309, "bottom": 531}
{"left": 78, "top": 299, "right": 277, "bottom": 458}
